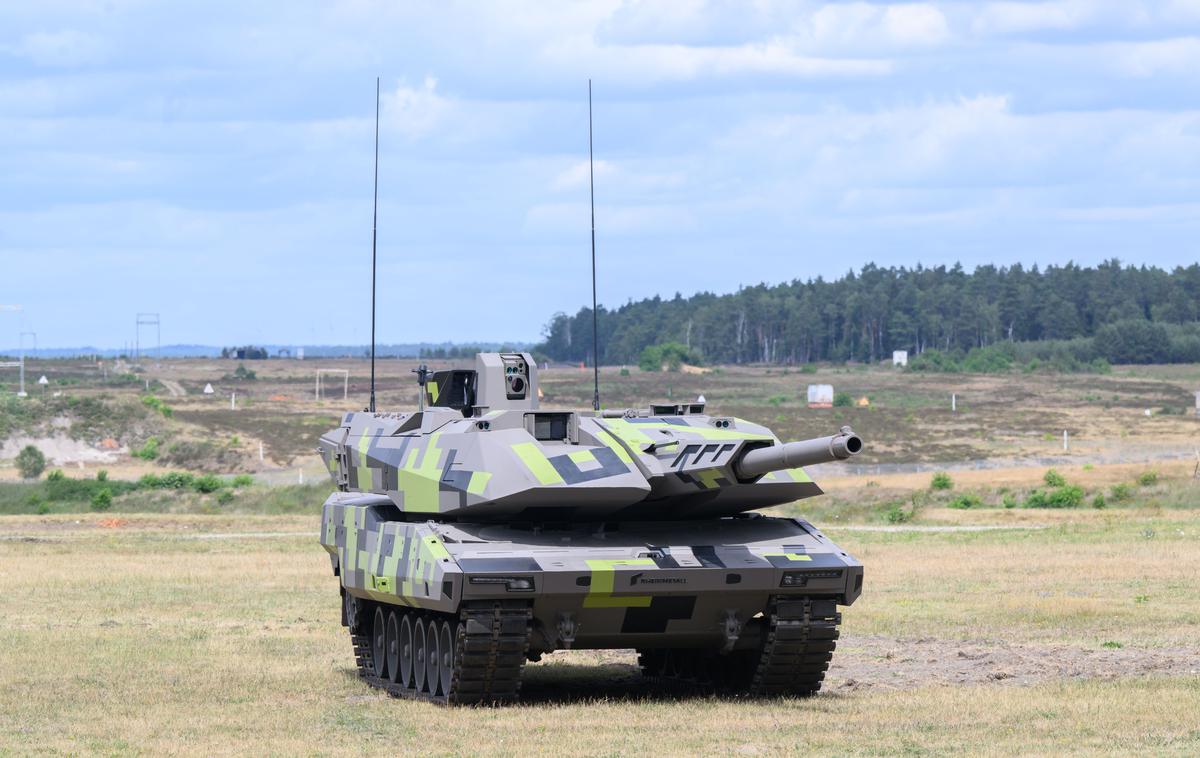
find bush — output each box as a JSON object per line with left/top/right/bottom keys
{"left": 618, "top": 367, "right": 630, "bottom": 377}
{"left": 96, "top": 469, "right": 108, "bottom": 482}
{"left": 16, "top": 445, "right": 46, "bottom": 479}
{"left": 1109, "top": 483, "right": 1133, "bottom": 502}
{"left": 141, "top": 395, "right": 173, "bottom": 418}
{"left": 1002, "top": 493, "right": 1017, "bottom": 509}
{"left": 1025, "top": 485, "right": 1085, "bottom": 508}
{"left": 1092, "top": 494, "right": 1107, "bottom": 509}
{"left": 138, "top": 473, "right": 161, "bottom": 488}
{"left": 1137, "top": 471, "right": 1159, "bottom": 487}
{"left": 193, "top": 474, "right": 223, "bottom": 494}
{"left": 233, "top": 363, "right": 257, "bottom": 381}
{"left": 159, "top": 471, "right": 195, "bottom": 489}
{"left": 216, "top": 490, "right": 235, "bottom": 506}
{"left": 884, "top": 501, "right": 911, "bottom": 524}
{"left": 47, "top": 469, "right": 65, "bottom": 482}
{"left": 1043, "top": 469, "right": 1067, "bottom": 487}
{"left": 90, "top": 488, "right": 112, "bottom": 511}
{"left": 232, "top": 474, "right": 254, "bottom": 488}
{"left": 766, "top": 394, "right": 788, "bottom": 407}
{"left": 948, "top": 493, "right": 983, "bottom": 510}
{"left": 832, "top": 391, "right": 854, "bottom": 408}
{"left": 930, "top": 472, "right": 953, "bottom": 490}
{"left": 638, "top": 342, "right": 702, "bottom": 372}
{"left": 133, "top": 437, "right": 160, "bottom": 461}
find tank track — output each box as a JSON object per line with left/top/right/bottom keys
{"left": 347, "top": 598, "right": 532, "bottom": 705}
{"left": 637, "top": 596, "right": 841, "bottom": 697}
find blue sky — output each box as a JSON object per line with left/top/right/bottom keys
{"left": 1, "top": 1, "right": 1198, "bottom": 348}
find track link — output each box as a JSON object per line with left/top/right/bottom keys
{"left": 638, "top": 595, "right": 841, "bottom": 697}
{"left": 347, "top": 598, "right": 532, "bottom": 705}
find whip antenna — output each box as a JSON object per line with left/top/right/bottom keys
{"left": 369, "top": 76, "right": 380, "bottom": 413}
{"left": 588, "top": 80, "right": 600, "bottom": 412}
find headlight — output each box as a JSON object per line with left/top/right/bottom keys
{"left": 780, "top": 569, "right": 843, "bottom": 588}
{"left": 469, "top": 576, "right": 535, "bottom": 592}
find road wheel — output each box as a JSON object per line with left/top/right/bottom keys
{"left": 385, "top": 610, "right": 400, "bottom": 684}
{"left": 398, "top": 613, "right": 414, "bottom": 688}
{"left": 371, "top": 606, "right": 387, "bottom": 679}
{"left": 438, "top": 620, "right": 455, "bottom": 696}
{"left": 426, "top": 618, "right": 442, "bottom": 696}
{"left": 413, "top": 617, "right": 427, "bottom": 693}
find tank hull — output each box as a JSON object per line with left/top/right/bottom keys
{"left": 320, "top": 492, "right": 862, "bottom": 702}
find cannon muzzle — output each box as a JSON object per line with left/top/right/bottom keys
{"left": 734, "top": 426, "right": 863, "bottom": 479}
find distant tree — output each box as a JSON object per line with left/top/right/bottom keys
{"left": 16, "top": 445, "right": 46, "bottom": 480}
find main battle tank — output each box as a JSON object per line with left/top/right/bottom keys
{"left": 318, "top": 352, "right": 864, "bottom": 704}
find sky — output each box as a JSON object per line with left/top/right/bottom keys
{"left": 1, "top": 1, "right": 1198, "bottom": 349}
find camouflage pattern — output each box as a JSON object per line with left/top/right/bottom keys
{"left": 322, "top": 491, "right": 862, "bottom": 651}
{"left": 317, "top": 352, "right": 829, "bottom": 521}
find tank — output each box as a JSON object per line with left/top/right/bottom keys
{"left": 318, "top": 352, "right": 864, "bottom": 704}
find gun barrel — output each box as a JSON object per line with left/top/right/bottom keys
{"left": 735, "top": 426, "right": 863, "bottom": 478}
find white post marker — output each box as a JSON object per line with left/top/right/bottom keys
{"left": 231, "top": 392, "right": 236, "bottom": 410}
{"left": 952, "top": 393, "right": 957, "bottom": 412}
{"left": 259, "top": 441, "right": 264, "bottom": 462}
{"left": 38, "top": 375, "right": 48, "bottom": 395}
{"left": 298, "top": 468, "right": 304, "bottom": 485}
{"left": 1063, "top": 430, "right": 1069, "bottom": 451}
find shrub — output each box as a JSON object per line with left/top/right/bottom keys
{"left": 884, "top": 501, "right": 911, "bottom": 524}
{"left": 90, "top": 488, "right": 112, "bottom": 511}
{"left": 133, "top": 437, "right": 160, "bottom": 461}
{"left": 47, "top": 469, "right": 65, "bottom": 482}
{"left": 832, "top": 392, "right": 854, "bottom": 408}
{"left": 1025, "top": 485, "right": 1085, "bottom": 509}
{"left": 798, "top": 364, "right": 817, "bottom": 374}
{"left": 193, "top": 474, "right": 223, "bottom": 494}
{"left": 638, "top": 342, "right": 702, "bottom": 372}
{"left": 1002, "top": 493, "right": 1017, "bottom": 509}
{"left": 216, "top": 490, "right": 235, "bottom": 506}
{"left": 141, "top": 395, "right": 173, "bottom": 418}
{"left": 96, "top": 469, "right": 108, "bottom": 482}
{"left": 930, "top": 472, "right": 953, "bottom": 490}
{"left": 1109, "top": 483, "right": 1133, "bottom": 502}
{"left": 1092, "top": 494, "right": 1107, "bottom": 509}
{"left": 618, "top": 367, "right": 630, "bottom": 377}
{"left": 138, "top": 473, "right": 161, "bottom": 488}
{"left": 16, "top": 445, "right": 46, "bottom": 479}
{"left": 35, "top": 501, "right": 51, "bottom": 515}
{"left": 233, "top": 363, "right": 257, "bottom": 381}
{"left": 232, "top": 474, "right": 254, "bottom": 488}
{"left": 766, "top": 394, "right": 788, "bottom": 407}
{"left": 948, "top": 493, "right": 983, "bottom": 510}
{"left": 159, "top": 471, "right": 195, "bottom": 489}
{"left": 1137, "top": 471, "right": 1159, "bottom": 487}
{"left": 1043, "top": 469, "right": 1067, "bottom": 487}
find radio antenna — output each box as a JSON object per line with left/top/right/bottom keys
{"left": 588, "top": 79, "right": 600, "bottom": 412}
{"left": 368, "top": 76, "right": 380, "bottom": 413}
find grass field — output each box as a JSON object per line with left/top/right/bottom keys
{"left": 2, "top": 503, "right": 1198, "bottom": 756}
{"left": 2, "top": 359, "right": 1199, "bottom": 755}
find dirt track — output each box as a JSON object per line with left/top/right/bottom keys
{"left": 827, "top": 635, "right": 1200, "bottom": 691}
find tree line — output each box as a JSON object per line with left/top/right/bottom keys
{"left": 536, "top": 261, "right": 1200, "bottom": 366}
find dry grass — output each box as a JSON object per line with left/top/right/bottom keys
{"left": 2, "top": 512, "right": 1198, "bottom": 756}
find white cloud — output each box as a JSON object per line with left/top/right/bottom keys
{"left": 809, "top": 3, "right": 949, "bottom": 48}
{"left": 1106, "top": 36, "right": 1200, "bottom": 76}
{"left": 552, "top": 159, "right": 615, "bottom": 191}
{"left": 971, "top": 1, "right": 1098, "bottom": 35}
{"left": 381, "top": 77, "right": 450, "bottom": 140}
{"left": 541, "top": 35, "right": 892, "bottom": 83}
{"left": 7, "top": 29, "right": 108, "bottom": 66}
